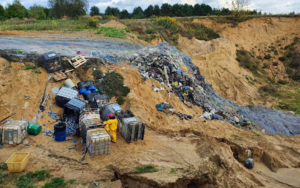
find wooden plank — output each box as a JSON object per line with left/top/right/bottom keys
{"left": 67, "top": 55, "right": 87, "bottom": 69}
{"left": 41, "top": 93, "right": 49, "bottom": 107}
{"left": 50, "top": 70, "right": 67, "bottom": 82}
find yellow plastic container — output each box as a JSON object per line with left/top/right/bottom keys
{"left": 6, "top": 152, "right": 29, "bottom": 172}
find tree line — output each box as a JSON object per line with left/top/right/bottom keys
{"left": 0, "top": 0, "right": 260, "bottom": 21}
{"left": 91, "top": 4, "right": 260, "bottom": 19}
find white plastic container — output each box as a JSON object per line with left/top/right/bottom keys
{"left": 2, "top": 120, "right": 27, "bottom": 144}
{"left": 80, "top": 118, "right": 103, "bottom": 143}
{"left": 87, "top": 128, "right": 111, "bottom": 156}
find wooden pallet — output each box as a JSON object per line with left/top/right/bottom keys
{"left": 50, "top": 70, "right": 68, "bottom": 82}
{"left": 68, "top": 55, "right": 87, "bottom": 69}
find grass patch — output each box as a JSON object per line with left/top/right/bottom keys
{"left": 16, "top": 170, "right": 50, "bottom": 188}
{"left": 276, "top": 86, "right": 300, "bottom": 114}
{"left": 135, "top": 165, "right": 157, "bottom": 173}
{"left": 43, "top": 177, "right": 67, "bottom": 188}
{"left": 0, "top": 164, "right": 7, "bottom": 170}
{"left": 94, "top": 69, "right": 130, "bottom": 105}
{"left": 95, "top": 27, "right": 126, "bottom": 39}
{"left": 0, "top": 20, "right": 86, "bottom": 31}
{"left": 170, "top": 168, "right": 177, "bottom": 174}
{"left": 24, "top": 65, "right": 38, "bottom": 70}
{"left": 69, "top": 179, "right": 76, "bottom": 184}
{"left": 0, "top": 172, "right": 7, "bottom": 184}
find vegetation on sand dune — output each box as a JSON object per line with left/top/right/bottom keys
{"left": 93, "top": 69, "right": 130, "bottom": 105}
{"left": 96, "top": 27, "right": 126, "bottom": 39}
{"left": 43, "top": 177, "right": 68, "bottom": 188}
{"left": 135, "top": 165, "right": 157, "bottom": 173}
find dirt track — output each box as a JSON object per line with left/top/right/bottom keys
{"left": 1, "top": 17, "right": 300, "bottom": 187}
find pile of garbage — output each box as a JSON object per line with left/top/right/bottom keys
{"left": 100, "top": 42, "right": 300, "bottom": 135}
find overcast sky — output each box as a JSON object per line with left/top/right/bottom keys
{"left": 1, "top": 0, "right": 299, "bottom": 14}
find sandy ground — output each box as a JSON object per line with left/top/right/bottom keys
{"left": 1, "top": 57, "right": 300, "bottom": 187}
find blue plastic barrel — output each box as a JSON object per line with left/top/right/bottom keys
{"left": 79, "top": 88, "right": 87, "bottom": 94}
{"left": 84, "top": 90, "right": 91, "bottom": 95}
{"left": 213, "top": 114, "right": 218, "bottom": 120}
{"left": 54, "top": 123, "right": 66, "bottom": 142}
{"left": 87, "top": 85, "right": 96, "bottom": 91}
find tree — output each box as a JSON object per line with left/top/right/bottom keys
{"left": 90, "top": 6, "right": 100, "bottom": 16}
{"left": 230, "top": 0, "right": 250, "bottom": 21}
{"left": 48, "top": 0, "right": 88, "bottom": 18}
{"left": 201, "top": 4, "right": 212, "bottom": 15}
{"left": 5, "top": 0, "right": 28, "bottom": 19}
{"left": 43, "top": 8, "right": 50, "bottom": 18}
{"left": 173, "top": 4, "right": 183, "bottom": 17}
{"left": 120, "top": 9, "right": 130, "bottom": 19}
{"left": 153, "top": 5, "right": 160, "bottom": 16}
{"left": 111, "top": 7, "right": 120, "bottom": 17}
{"left": 182, "top": 3, "right": 193, "bottom": 17}
{"left": 144, "top": 5, "right": 154, "bottom": 18}
{"left": 0, "top": 4, "right": 5, "bottom": 16}
{"left": 161, "top": 3, "right": 172, "bottom": 16}
{"left": 29, "top": 4, "right": 46, "bottom": 20}
{"left": 105, "top": 6, "right": 112, "bottom": 15}
{"left": 131, "top": 6, "right": 144, "bottom": 19}
{"left": 105, "top": 6, "right": 119, "bottom": 17}
{"left": 0, "top": 4, "right": 4, "bottom": 20}
{"left": 193, "top": 4, "right": 201, "bottom": 16}
{"left": 221, "top": 8, "right": 231, "bottom": 15}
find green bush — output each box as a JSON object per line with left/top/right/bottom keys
{"left": 259, "top": 85, "right": 278, "bottom": 96}
{"left": 92, "top": 69, "right": 103, "bottom": 80}
{"left": 236, "top": 50, "right": 260, "bottom": 75}
{"left": 263, "top": 63, "right": 270, "bottom": 69}
{"left": 16, "top": 170, "right": 50, "bottom": 188}
{"left": 0, "top": 164, "right": 7, "bottom": 170}
{"left": 279, "top": 56, "right": 286, "bottom": 61}
{"left": 116, "top": 96, "right": 125, "bottom": 105}
{"left": 264, "top": 54, "right": 271, "bottom": 59}
{"left": 87, "top": 16, "right": 99, "bottom": 28}
{"left": 0, "top": 172, "right": 7, "bottom": 184}
{"left": 94, "top": 70, "right": 130, "bottom": 105}
{"left": 289, "top": 55, "right": 300, "bottom": 69}
{"left": 290, "top": 74, "right": 300, "bottom": 81}
{"left": 43, "top": 177, "right": 67, "bottom": 188}
{"left": 278, "top": 80, "right": 288, "bottom": 85}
